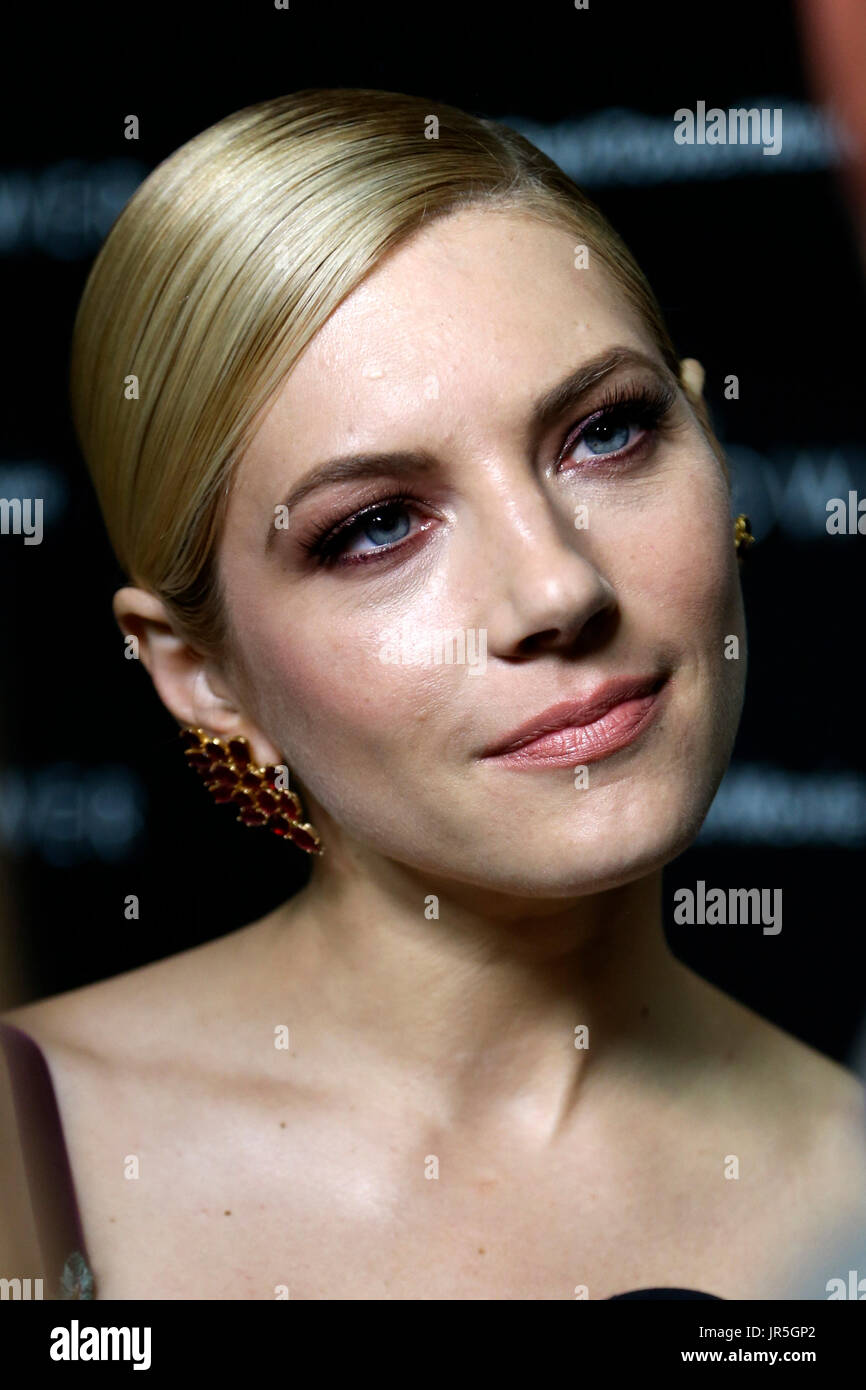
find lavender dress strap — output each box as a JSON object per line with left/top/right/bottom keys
{"left": 0, "top": 1020, "right": 94, "bottom": 1299}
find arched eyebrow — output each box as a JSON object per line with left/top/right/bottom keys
{"left": 266, "top": 345, "right": 674, "bottom": 550}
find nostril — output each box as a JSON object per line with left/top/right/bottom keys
{"left": 516, "top": 629, "right": 561, "bottom": 657}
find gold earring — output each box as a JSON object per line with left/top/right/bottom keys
{"left": 734, "top": 513, "right": 754, "bottom": 558}
{"left": 178, "top": 727, "right": 323, "bottom": 855}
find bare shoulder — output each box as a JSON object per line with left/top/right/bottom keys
{"left": 0, "top": 910, "right": 278, "bottom": 1069}
{"left": 767, "top": 1019, "right": 866, "bottom": 1198}
{"left": 744, "top": 1011, "right": 866, "bottom": 1291}
{"left": 702, "top": 974, "right": 866, "bottom": 1217}
{"left": 733, "top": 988, "right": 864, "bottom": 1132}
{"left": 684, "top": 965, "right": 863, "bottom": 1112}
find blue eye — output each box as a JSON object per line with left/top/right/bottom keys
{"left": 558, "top": 381, "right": 676, "bottom": 468}
{"left": 582, "top": 419, "right": 632, "bottom": 455}
{"left": 345, "top": 502, "right": 412, "bottom": 553}
{"left": 306, "top": 492, "right": 423, "bottom": 566}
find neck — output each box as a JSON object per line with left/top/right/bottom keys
{"left": 255, "top": 843, "right": 718, "bottom": 1147}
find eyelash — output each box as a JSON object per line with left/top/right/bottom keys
{"left": 556, "top": 378, "right": 677, "bottom": 470}
{"left": 302, "top": 379, "right": 677, "bottom": 568}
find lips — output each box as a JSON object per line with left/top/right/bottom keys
{"left": 480, "top": 674, "right": 668, "bottom": 763}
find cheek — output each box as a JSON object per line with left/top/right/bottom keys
{"left": 626, "top": 483, "right": 747, "bottom": 769}
{"left": 650, "top": 541, "right": 738, "bottom": 640}
{"left": 237, "top": 603, "right": 450, "bottom": 766}
{"left": 622, "top": 470, "right": 741, "bottom": 642}
{"left": 613, "top": 472, "right": 747, "bottom": 765}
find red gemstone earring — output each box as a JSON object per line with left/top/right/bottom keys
{"left": 178, "top": 727, "right": 323, "bottom": 855}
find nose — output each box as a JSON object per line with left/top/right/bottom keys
{"left": 473, "top": 485, "right": 618, "bottom": 660}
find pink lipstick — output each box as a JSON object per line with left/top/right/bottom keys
{"left": 480, "top": 675, "right": 667, "bottom": 769}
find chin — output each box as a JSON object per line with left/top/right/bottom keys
{"left": 425, "top": 760, "right": 728, "bottom": 899}
{"left": 485, "top": 824, "right": 702, "bottom": 899}
{"left": 363, "top": 804, "right": 702, "bottom": 903}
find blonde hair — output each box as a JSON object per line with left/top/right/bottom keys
{"left": 69, "top": 88, "right": 696, "bottom": 663}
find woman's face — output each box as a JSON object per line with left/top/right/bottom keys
{"left": 218, "top": 208, "right": 746, "bottom": 896}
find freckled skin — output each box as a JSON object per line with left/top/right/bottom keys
{"left": 220, "top": 209, "right": 745, "bottom": 896}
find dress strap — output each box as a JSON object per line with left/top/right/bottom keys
{"left": 0, "top": 1020, "right": 94, "bottom": 1298}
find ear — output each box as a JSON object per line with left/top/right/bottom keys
{"left": 678, "top": 357, "right": 705, "bottom": 399}
{"left": 678, "top": 357, "right": 729, "bottom": 483}
{"left": 112, "top": 586, "right": 284, "bottom": 767}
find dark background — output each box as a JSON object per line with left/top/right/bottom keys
{"left": 0, "top": 2, "right": 863, "bottom": 1061}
